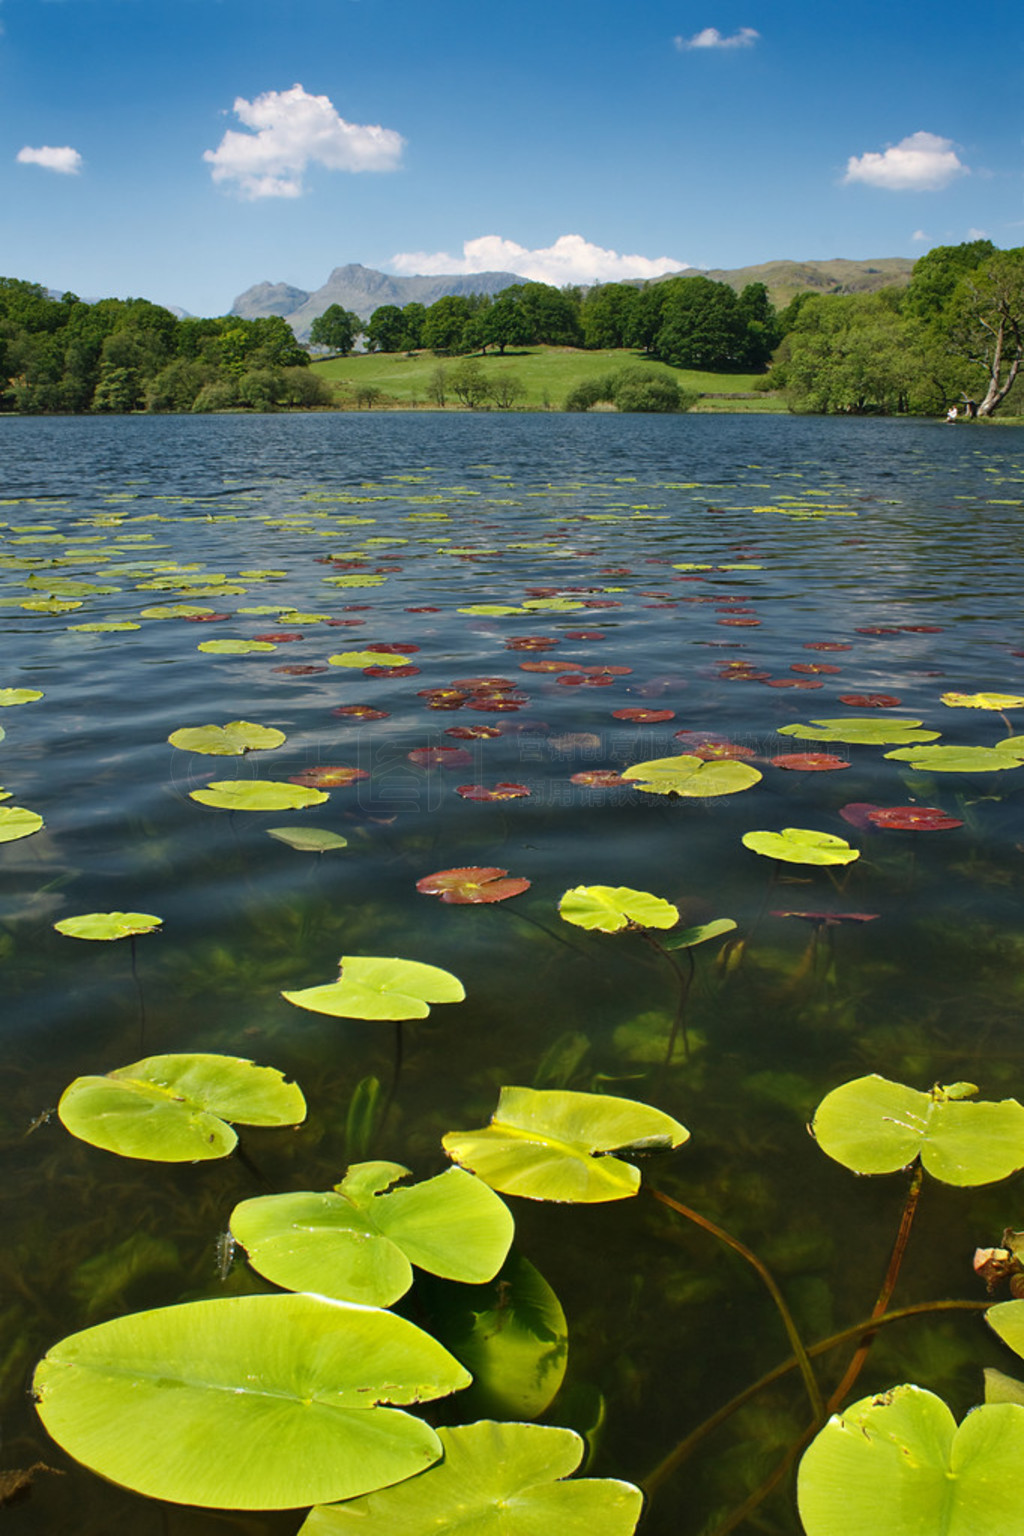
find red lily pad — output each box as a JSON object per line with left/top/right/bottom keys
{"left": 288, "top": 765, "right": 369, "bottom": 788}
{"left": 419, "top": 688, "right": 466, "bottom": 701}
{"left": 444, "top": 725, "right": 501, "bottom": 740}
{"left": 367, "top": 642, "right": 420, "bottom": 654}
{"left": 791, "top": 663, "right": 841, "bottom": 675}
{"left": 272, "top": 664, "right": 329, "bottom": 675}
{"left": 612, "top": 708, "right": 675, "bottom": 723}
{"left": 407, "top": 747, "right": 474, "bottom": 768}
{"left": 763, "top": 678, "right": 824, "bottom": 689}
{"left": 837, "top": 693, "right": 902, "bottom": 707}
{"left": 506, "top": 636, "right": 558, "bottom": 651}
{"left": 254, "top": 632, "right": 304, "bottom": 643}
{"left": 772, "top": 910, "right": 879, "bottom": 926}
{"left": 519, "top": 660, "right": 583, "bottom": 674}
{"left": 451, "top": 676, "right": 515, "bottom": 690}
{"left": 673, "top": 732, "right": 755, "bottom": 761}
{"left": 570, "top": 770, "right": 629, "bottom": 787}
{"left": 185, "top": 613, "right": 231, "bottom": 622}
{"left": 455, "top": 782, "right": 531, "bottom": 801}
{"left": 865, "top": 806, "right": 964, "bottom": 831}
{"left": 363, "top": 664, "right": 420, "bottom": 677}
{"left": 332, "top": 705, "right": 389, "bottom": 721}
{"left": 582, "top": 599, "right": 621, "bottom": 608}
{"left": 803, "top": 642, "right": 852, "bottom": 652}
{"left": 770, "top": 753, "right": 851, "bottom": 772}
{"left": 416, "top": 866, "right": 531, "bottom": 903}
{"left": 405, "top": 605, "right": 441, "bottom": 613}
{"left": 325, "top": 618, "right": 366, "bottom": 626}
{"left": 718, "top": 617, "right": 762, "bottom": 627}
{"left": 899, "top": 625, "right": 943, "bottom": 633}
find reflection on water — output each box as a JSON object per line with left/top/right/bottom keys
{"left": 2, "top": 412, "right": 1024, "bottom": 1533}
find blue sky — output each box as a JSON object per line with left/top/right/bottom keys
{"left": 1, "top": 0, "right": 1020, "bottom": 316}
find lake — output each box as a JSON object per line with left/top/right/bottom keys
{"left": 3, "top": 411, "right": 1024, "bottom": 1535}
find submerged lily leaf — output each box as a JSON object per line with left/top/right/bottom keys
{"left": 267, "top": 826, "right": 349, "bottom": 852}
{"left": 811, "top": 1075, "right": 1024, "bottom": 1184}
{"left": 0, "top": 806, "right": 44, "bottom": 843}
{"left": 54, "top": 912, "right": 162, "bottom": 941}
{"left": 884, "top": 744, "right": 1024, "bottom": 773}
{"left": 742, "top": 828, "right": 859, "bottom": 866}
{"left": 231, "top": 1162, "right": 514, "bottom": 1306}
{"left": 167, "top": 721, "right": 286, "bottom": 755}
{"left": 621, "top": 755, "right": 761, "bottom": 797}
{"left": 442, "top": 1086, "right": 688, "bottom": 1202}
{"left": 189, "top": 780, "right": 329, "bottom": 810}
{"left": 558, "top": 885, "right": 679, "bottom": 933}
{"left": 58, "top": 1053, "right": 306, "bottom": 1161}
{"left": 283, "top": 955, "right": 465, "bottom": 1021}
{"left": 777, "top": 718, "right": 940, "bottom": 746}
{"left": 798, "top": 1385, "right": 1024, "bottom": 1536}
{"left": 662, "top": 917, "right": 738, "bottom": 950}
{"left": 417, "top": 867, "right": 531, "bottom": 904}
{"left": 34, "top": 1294, "right": 469, "bottom": 1510}
{"left": 300, "top": 1420, "right": 642, "bottom": 1536}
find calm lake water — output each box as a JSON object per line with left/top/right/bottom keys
{"left": 3, "top": 412, "right": 1024, "bottom": 1535}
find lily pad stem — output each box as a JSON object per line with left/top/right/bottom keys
{"left": 639, "top": 931, "right": 694, "bottom": 1063}
{"left": 642, "top": 1297, "right": 987, "bottom": 1499}
{"left": 648, "top": 1184, "right": 823, "bottom": 1419}
{"left": 129, "top": 936, "right": 146, "bottom": 1051}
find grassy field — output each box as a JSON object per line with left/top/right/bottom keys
{"left": 311, "top": 346, "right": 787, "bottom": 412}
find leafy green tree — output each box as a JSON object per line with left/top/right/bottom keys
{"left": 776, "top": 294, "right": 926, "bottom": 414}
{"left": 904, "top": 239, "right": 997, "bottom": 321}
{"left": 482, "top": 291, "right": 531, "bottom": 354}
{"left": 422, "top": 296, "right": 472, "bottom": 355}
{"left": 364, "top": 305, "right": 407, "bottom": 353}
{"left": 735, "top": 283, "right": 780, "bottom": 368}
{"left": 401, "top": 303, "right": 426, "bottom": 349}
{"left": 309, "top": 305, "right": 362, "bottom": 355}
{"left": 91, "top": 363, "right": 144, "bottom": 413}
{"left": 487, "top": 373, "right": 526, "bottom": 409}
{"left": 652, "top": 277, "right": 744, "bottom": 370}
{"left": 447, "top": 357, "right": 490, "bottom": 407}
{"left": 580, "top": 283, "right": 640, "bottom": 349}
{"left": 517, "top": 283, "right": 582, "bottom": 346}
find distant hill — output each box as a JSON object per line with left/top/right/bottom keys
{"left": 232, "top": 256, "right": 916, "bottom": 337}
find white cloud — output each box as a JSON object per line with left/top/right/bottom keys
{"left": 967, "top": 226, "right": 989, "bottom": 240}
{"left": 16, "top": 144, "right": 83, "bottom": 175}
{"left": 204, "top": 84, "right": 404, "bottom": 199}
{"left": 674, "top": 26, "right": 759, "bottom": 50}
{"left": 911, "top": 229, "right": 927, "bottom": 242}
{"left": 843, "top": 132, "right": 967, "bottom": 192}
{"left": 390, "top": 234, "right": 685, "bottom": 286}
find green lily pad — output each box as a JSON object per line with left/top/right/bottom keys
{"left": 67, "top": 621, "right": 141, "bottom": 632}
{"left": 797, "top": 1385, "right": 1024, "bottom": 1536}
{"left": 300, "top": 1420, "right": 642, "bottom": 1535}
{"left": 811, "top": 1075, "right": 1024, "bottom": 1184}
{"left": 742, "top": 828, "right": 859, "bottom": 866}
{"left": 662, "top": 917, "right": 738, "bottom": 951}
{"left": 54, "top": 912, "right": 162, "bottom": 941}
{"left": 197, "top": 638, "right": 277, "bottom": 654}
{"left": 777, "top": 718, "right": 940, "bottom": 746}
{"left": 457, "top": 604, "right": 526, "bottom": 616}
{"left": 189, "top": 780, "right": 328, "bottom": 811}
{"left": 34, "top": 1294, "right": 469, "bottom": 1510}
{"left": 942, "top": 691, "right": 1024, "bottom": 710}
{"left": 558, "top": 885, "right": 679, "bottom": 933}
{"left": 621, "top": 756, "right": 762, "bottom": 797}
{"left": 139, "top": 604, "right": 216, "bottom": 619}
{"left": 419, "top": 1252, "right": 568, "bottom": 1420}
{"left": 442, "top": 1086, "right": 689, "bottom": 1203}
{"left": 58, "top": 1052, "right": 306, "bottom": 1161}
{"left": 168, "top": 721, "right": 286, "bottom": 755}
{"left": 328, "top": 652, "right": 411, "bottom": 668}
{"left": 231, "top": 1162, "right": 513, "bottom": 1306}
{"left": 283, "top": 955, "right": 466, "bottom": 1021}
{"left": 267, "top": 826, "right": 349, "bottom": 852}
{"left": 0, "top": 805, "right": 44, "bottom": 843}
{"left": 884, "top": 745, "right": 1024, "bottom": 772}
{"left": 0, "top": 687, "right": 43, "bottom": 706}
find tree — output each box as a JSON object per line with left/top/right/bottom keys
{"left": 422, "top": 296, "right": 472, "bottom": 355}
{"left": 775, "top": 294, "right": 926, "bottom": 415}
{"left": 401, "top": 303, "right": 426, "bottom": 349}
{"left": 309, "top": 305, "right": 362, "bottom": 355}
{"left": 903, "top": 239, "right": 997, "bottom": 321}
{"left": 735, "top": 283, "right": 780, "bottom": 369}
{"left": 943, "top": 250, "right": 1024, "bottom": 416}
{"left": 447, "top": 358, "right": 490, "bottom": 407}
{"left": 580, "top": 283, "right": 640, "bottom": 350}
{"left": 482, "top": 291, "right": 531, "bottom": 354}
{"left": 487, "top": 373, "right": 526, "bottom": 409}
{"left": 652, "top": 277, "right": 744, "bottom": 370}
{"left": 364, "top": 305, "right": 407, "bottom": 353}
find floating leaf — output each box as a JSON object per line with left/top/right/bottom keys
{"left": 662, "top": 918, "right": 738, "bottom": 950}
{"left": 811, "top": 1075, "right": 1024, "bottom": 1184}
{"left": 407, "top": 747, "right": 473, "bottom": 769}
{"left": 777, "top": 718, "right": 940, "bottom": 746}
{"left": 167, "top": 721, "right": 286, "bottom": 756}
{"left": 0, "top": 806, "right": 44, "bottom": 843}
{"left": 558, "top": 885, "right": 679, "bottom": 933}
{"left": 0, "top": 687, "right": 43, "bottom": 706}
{"left": 54, "top": 912, "right": 162, "bottom": 941}
{"left": 58, "top": 1053, "right": 306, "bottom": 1161}
{"left": 864, "top": 806, "right": 964, "bottom": 831}
{"left": 770, "top": 753, "right": 850, "bottom": 772}
{"left": 621, "top": 755, "right": 762, "bottom": 797}
{"left": 34, "top": 1294, "right": 469, "bottom": 1510}
{"left": 942, "top": 692, "right": 1024, "bottom": 710}
{"left": 442, "top": 1086, "right": 688, "bottom": 1202}
{"left": 416, "top": 867, "right": 531, "bottom": 904}
{"left": 288, "top": 766, "right": 370, "bottom": 788}
{"left": 197, "top": 639, "right": 277, "bottom": 654}
{"left": 283, "top": 955, "right": 465, "bottom": 1021}
{"left": 837, "top": 693, "right": 902, "bottom": 708}
{"left": 456, "top": 782, "right": 531, "bottom": 801}
{"left": 884, "top": 745, "right": 1024, "bottom": 773}
{"left": 231, "top": 1162, "right": 513, "bottom": 1306}
{"left": 742, "top": 828, "right": 859, "bottom": 866}
{"left": 333, "top": 705, "right": 390, "bottom": 721}
{"left": 797, "top": 1386, "right": 1024, "bottom": 1536}
{"left": 328, "top": 652, "right": 412, "bottom": 668}
{"left": 189, "top": 780, "right": 329, "bottom": 810}
{"left": 300, "top": 1420, "right": 642, "bottom": 1536}
{"left": 570, "top": 769, "right": 629, "bottom": 787}
{"left": 611, "top": 708, "right": 675, "bottom": 723}
{"left": 267, "top": 827, "right": 349, "bottom": 852}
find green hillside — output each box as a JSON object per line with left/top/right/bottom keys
{"left": 311, "top": 347, "right": 785, "bottom": 412}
